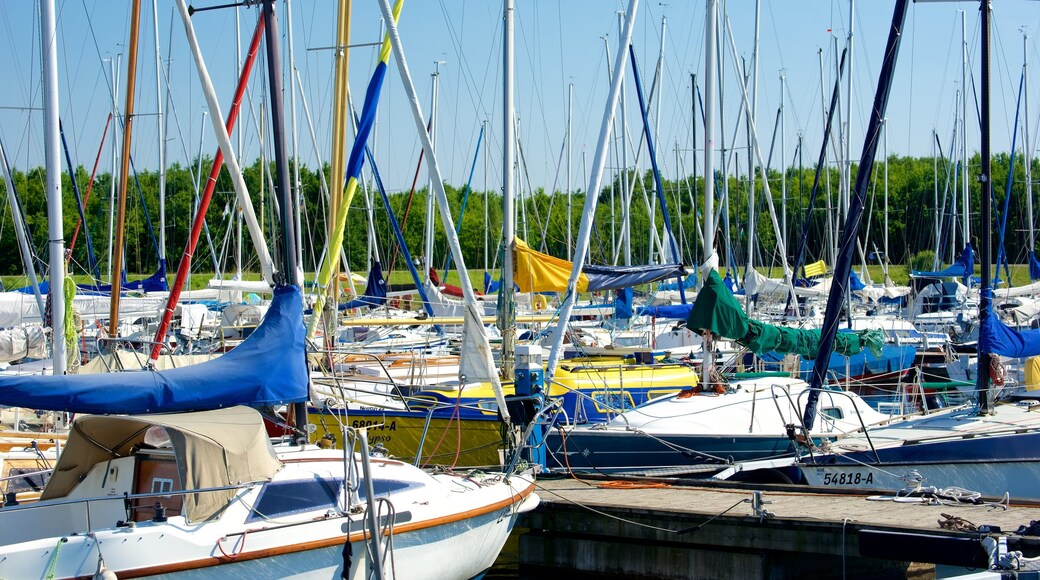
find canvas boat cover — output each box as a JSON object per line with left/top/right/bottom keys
{"left": 688, "top": 269, "right": 884, "bottom": 359}
{"left": 341, "top": 261, "right": 389, "bottom": 310}
{"left": 912, "top": 243, "right": 973, "bottom": 281}
{"left": 41, "top": 406, "right": 282, "bottom": 522}
{"left": 0, "top": 325, "right": 47, "bottom": 362}
{"left": 514, "top": 237, "right": 684, "bottom": 293}
{"left": 0, "top": 285, "right": 308, "bottom": 414}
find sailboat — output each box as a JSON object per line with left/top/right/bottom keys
{"left": 0, "top": 2, "right": 537, "bottom": 578}
{"left": 794, "top": 0, "right": 1040, "bottom": 503}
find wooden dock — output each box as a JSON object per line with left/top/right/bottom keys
{"left": 518, "top": 477, "right": 1040, "bottom": 579}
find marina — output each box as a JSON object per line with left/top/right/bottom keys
{"left": 2, "top": 0, "right": 1040, "bottom": 577}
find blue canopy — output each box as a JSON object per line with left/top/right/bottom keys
{"left": 613, "top": 287, "right": 634, "bottom": 319}
{"left": 0, "top": 285, "right": 309, "bottom": 414}
{"left": 912, "top": 244, "right": 973, "bottom": 284}
{"left": 979, "top": 302, "right": 1040, "bottom": 359}
{"left": 658, "top": 274, "right": 697, "bottom": 292}
{"left": 849, "top": 269, "right": 867, "bottom": 291}
{"left": 20, "top": 264, "right": 170, "bottom": 295}
{"left": 581, "top": 263, "right": 686, "bottom": 293}
{"left": 638, "top": 303, "right": 694, "bottom": 320}
{"left": 1030, "top": 251, "right": 1040, "bottom": 282}
{"left": 340, "top": 261, "right": 388, "bottom": 310}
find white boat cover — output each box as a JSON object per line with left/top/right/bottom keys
{"left": 0, "top": 293, "right": 167, "bottom": 327}
{"left": 856, "top": 283, "right": 912, "bottom": 303}
{"left": 0, "top": 326, "right": 48, "bottom": 363}
{"left": 206, "top": 278, "right": 274, "bottom": 294}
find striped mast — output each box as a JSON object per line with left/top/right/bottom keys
{"left": 150, "top": 9, "right": 268, "bottom": 365}
{"left": 307, "top": 0, "right": 352, "bottom": 339}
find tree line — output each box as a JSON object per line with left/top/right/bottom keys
{"left": 0, "top": 152, "right": 1034, "bottom": 281}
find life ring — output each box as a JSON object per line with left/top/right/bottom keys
{"left": 989, "top": 356, "right": 1006, "bottom": 387}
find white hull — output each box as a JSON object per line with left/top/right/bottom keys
{"left": 801, "top": 460, "right": 1040, "bottom": 501}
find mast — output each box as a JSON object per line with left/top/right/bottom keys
{"left": 962, "top": 11, "right": 971, "bottom": 247}
{"left": 107, "top": 56, "right": 118, "bottom": 283}
{"left": 545, "top": 0, "right": 639, "bottom": 379}
{"left": 702, "top": 0, "right": 717, "bottom": 388}
{"left": 500, "top": 0, "right": 516, "bottom": 378}
{"left": 567, "top": 82, "right": 573, "bottom": 257}
{"left": 328, "top": 0, "right": 351, "bottom": 299}
{"left": 285, "top": 0, "right": 304, "bottom": 277}
{"left": 152, "top": 0, "right": 166, "bottom": 270}
{"left": 151, "top": 8, "right": 267, "bottom": 363}
{"left": 803, "top": 0, "right": 909, "bottom": 430}
{"left": 424, "top": 64, "right": 441, "bottom": 279}
{"left": 883, "top": 118, "right": 889, "bottom": 280}
{"left": 1025, "top": 33, "right": 1035, "bottom": 257}
{"left": 978, "top": 0, "right": 993, "bottom": 414}
{"left": 933, "top": 129, "right": 940, "bottom": 269}
{"left": 260, "top": 0, "right": 305, "bottom": 437}
{"left": 108, "top": 0, "right": 142, "bottom": 337}
{"left": 41, "top": 0, "right": 66, "bottom": 372}
{"left": 844, "top": 0, "right": 855, "bottom": 228}
{"left": 780, "top": 71, "right": 787, "bottom": 253}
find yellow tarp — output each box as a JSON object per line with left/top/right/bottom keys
{"left": 514, "top": 238, "right": 589, "bottom": 293}
{"left": 1026, "top": 356, "right": 1040, "bottom": 391}
{"left": 804, "top": 259, "right": 828, "bottom": 278}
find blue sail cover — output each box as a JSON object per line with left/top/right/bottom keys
{"left": 582, "top": 263, "right": 686, "bottom": 292}
{"left": 849, "top": 269, "right": 867, "bottom": 291}
{"left": 20, "top": 264, "right": 170, "bottom": 295}
{"left": 979, "top": 301, "right": 1040, "bottom": 358}
{"left": 340, "top": 261, "right": 388, "bottom": 310}
{"left": 912, "top": 244, "right": 973, "bottom": 283}
{"left": 638, "top": 303, "right": 694, "bottom": 320}
{"left": 613, "top": 287, "right": 634, "bottom": 319}
{"left": 1030, "top": 251, "right": 1040, "bottom": 281}
{"left": 0, "top": 285, "right": 308, "bottom": 414}
{"left": 658, "top": 274, "right": 697, "bottom": 292}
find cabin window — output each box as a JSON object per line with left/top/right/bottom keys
{"left": 151, "top": 478, "right": 175, "bottom": 494}
{"left": 820, "top": 407, "right": 844, "bottom": 420}
{"left": 358, "top": 478, "right": 423, "bottom": 501}
{"left": 590, "top": 391, "right": 636, "bottom": 413}
{"left": 249, "top": 477, "right": 344, "bottom": 521}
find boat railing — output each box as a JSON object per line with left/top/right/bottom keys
{"left": 92, "top": 337, "right": 178, "bottom": 371}
{"left": 506, "top": 396, "right": 565, "bottom": 476}
{"left": 0, "top": 481, "right": 261, "bottom": 534}
{"left": 794, "top": 388, "right": 882, "bottom": 463}
{"left": 411, "top": 398, "right": 518, "bottom": 467}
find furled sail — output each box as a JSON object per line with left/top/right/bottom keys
{"left": 0, "top": 285, "right": 308, "bottom": 414}
{"left": 514, "top": 237, "right": 684, "bottom": 293}
{"left": 688, "top": 269, "right": 884, "bottom": 359}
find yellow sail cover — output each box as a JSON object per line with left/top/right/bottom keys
{"left": 514, "top": 238, "right": 588, "bottom": 293}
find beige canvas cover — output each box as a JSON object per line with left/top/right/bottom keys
{"left": 41, "top": 406, "right": 282, "bottom": 522}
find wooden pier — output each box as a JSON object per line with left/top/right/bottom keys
{"left": 517, "top": 477, "right": 1040, "bottom": 579}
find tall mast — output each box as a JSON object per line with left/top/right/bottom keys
{"left": 500, "top": 0, "right": 517, "bottom": 378}
{"left": 977, "top": 0, "right": 993, "bottom": 414}
{"left": 108, "top": 0, "right": 142, "bottom": 337}
{"left": 42, "top": 0, "right": 66, "bottom": 372}
{"left": 933, "top": 129, "right": 939, "bottom": 269}
{"left": 424, "top": 64, "right": 441, "bottom": 278}
{"left": 844, "top": 0, "right": 855, "bottom": 227}
{"left": 152, "top": 0, "right": 166, "bottom": 270}
{"left": 286, "top": 0, "right": 304, "bottom": 276}
{"left": 702, "top": 0, "right": 717, "bottom": 387}
{"left": 107, "top": 56, "right": 118, "bottom": 283}
{"left": 883, "top": 117, "right": 889, "bottom": 280}
{"left": 328, "top": 0, "right": 351, "bottom": 297}
{"left": 619, "top": 12, "right": 631, "bottom": 267}
{"left": 1025, "top": 33, "right": 1034, "bottom": 255}
{"left": 567, "top": 82, "right": 573, "bottom": 257}
{"left": 780, "top": 71, "right": 787, "bottom": 252}
{"left": 962, "top": 10, "right": 971, "bottom": 246}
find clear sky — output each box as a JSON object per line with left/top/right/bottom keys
{"left": 1, "top": 0, "right": 1039, "bottom": 195}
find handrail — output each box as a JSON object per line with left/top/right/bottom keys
{"left": 0, "top": 481, "right": 259, "bottom": 515}
{"left": 795, "top": 387, "right": 881, "bottom": 463}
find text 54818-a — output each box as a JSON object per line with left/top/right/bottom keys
{"left": 822, "top": 472, "right": 873, "bottom": 486}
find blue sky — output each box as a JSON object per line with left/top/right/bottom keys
{"left": 1, "top": 0, "right": 1039, "bottom": 195}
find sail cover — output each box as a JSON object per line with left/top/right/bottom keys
{"left": 340, "top": 261, "right": 388, "bottom": 310}
{"left": 514, "top": 237, "right": 684, "bottom": 293}
{"left": 912, "top": 243, "right": 973, "bottom": 282}
{"left": 688, "top": 269, "right": 884, "bottom": 359}
{"left": 0, "top": 285, "right": 308, "bottom": 414}
{"left": 979, "top": 301, "right": 1040, "bottom": 359}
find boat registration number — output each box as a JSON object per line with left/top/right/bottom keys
{"left": 822, "top": 471, "right": 873, "bottom": 486}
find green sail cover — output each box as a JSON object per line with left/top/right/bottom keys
{"left": 688, "top": 270, "right": 883, "bottom": 359}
